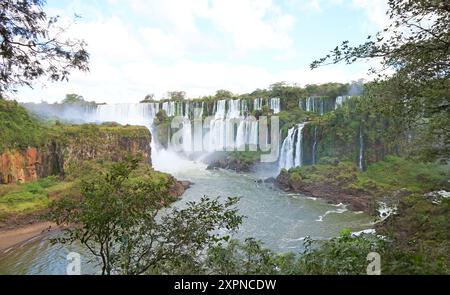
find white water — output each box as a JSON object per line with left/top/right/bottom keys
{"left": 0, "top": 101, "right": 377, "bottom": 274}
{"left": 312, "top": 126, "right": 318, "bottom": 165}
{"left": 279, "top": 123, "right": 306, "bottom": 170}
{"left": 335, "top": 96, "right": 350, "bottom": 109}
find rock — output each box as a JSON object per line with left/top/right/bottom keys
{"left": 264, "top": 177, "right": 276, "bottom": 183}
{"left": 274, "top": 170, "right": 375, "bottom": 215}
{"left": 169, "top": 180, "right": 192, "bottom": 197}
{"left": 0, "top": 126, "right": 152, "bottom": 185}
{"left": 424, "top": 190, "right": 450, "bottom": 204}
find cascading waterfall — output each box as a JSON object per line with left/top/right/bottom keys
{"left": 298, "top": 96, "right": 355, "bottom": 114}
{"left": 252, "top": 97, "right": 280, "bottom": 114}
{"left": 312, "top": 126, "right": 318, "bottom": 165}
{"left": 69, "top": 97, "right": 281, "bottom": 156}
{"left": 95, "top": 103, "right": 159, "bottom": 127}
{"left": 253, "top": 98, "right": 263, "bottom": 111}
{"left": 294, "top": 123, "right": 306, "bottom": 167}
{"left": 306, "top": 97, "right": 314, "bottom": 112}
{"left": 335, "top": 96, "right": 350, "bottom": 109}
{"left": 279, "top": 127, "right": 296, "bottom": 170}
{"left": 279, "top": 123, "right": 306, "bottom": 170}
{"left": 269, "top": 97, "right": 281, "bottom": 114}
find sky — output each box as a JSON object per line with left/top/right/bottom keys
{"left": 14, "top": 0, "right": 389, "bottom": 104}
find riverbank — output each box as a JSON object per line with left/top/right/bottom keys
{"left": 0, "top": 177, "right": 191, "bottom": 252}
{"left": 275, "top": 169, "right": 374, "bottom": 214}
{"left": 274, "top": 157, "right": 449, "bottom": 216}
{"left": 0, "top": 222, "right": 58, "bottom": 252}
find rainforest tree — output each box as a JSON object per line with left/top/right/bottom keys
{"left": 0, "top": 0, "right": 89, "bottom": 94}
{"left": 311, "top": 0, "right": 449, "bottom": 161}
{"left": 50, "top": 157, "right": 242, "bottom": 275}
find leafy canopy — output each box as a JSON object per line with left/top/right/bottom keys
{"left": 50, "top": 157, "right": 242, "bottom": 275}
{"left": 0, "top": 0, "right": 89, "bottom": 93}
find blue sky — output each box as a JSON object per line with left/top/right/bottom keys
{"left": 15, "top": 0, "right": 388, "bottom": 103}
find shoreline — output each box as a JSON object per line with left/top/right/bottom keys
{"left": 0, "top": 222, "right": 58, "bottom": 253}
{"left": 0, "top": 178, "right": 191, "bottom": 254}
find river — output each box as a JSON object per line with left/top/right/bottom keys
{"left": 0, "top": 151, "right": 373, "bottom": 274}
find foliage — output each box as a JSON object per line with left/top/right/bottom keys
{"left": 49, "top": 157, "right": 243, "bottom": 275}
{"left": 311, "top": 0, "right": 450, "bottom": 161}
{"left": 153, "top": 110, "right": 171, "bottom": 148}
{"left": 0, "top": 0, "right": 89, "bottom": 93}
{"left": 204, "top": 238, "right": 278, "bottom": 275}
{"left": 215, "top": 89, "right": 235, "bottom": 100}
{"left": 0, "top": 176, "right": 65, "bottom": 216}
{"left": 296, "top": 232, "right": 385, "bottom": 275}
{"left": 0, "top": 98, "right": 47, "bottom": 152}
{"left": 287, "top": 156, "right": 449, "bottom": 200}
{"left": 61, "top": 94, "right": 96, "bottom": 107}
{"left": 167, "top": 91, "right": 186, "bottom": 100}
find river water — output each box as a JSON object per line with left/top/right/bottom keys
{"left": 0, "top": 152, "right": 373, "bottom": 275}
{"left": 0, "top": 102, "right": 374, "bottom": 274}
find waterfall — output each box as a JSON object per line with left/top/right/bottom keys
{"left": 269, "top": 97, "right": 280, "bottom": 114}
{"left": 279, "top": 123, "right": 306, "bottom": 170}
{"left": 227, "top": 99, "right": 241, "bottom": 119}
{"left": 359, "top": 125, "right": 364, "bottom": 170}
{"left": 312, "top": 126, "right": 318, "bottom": 165}
{"left": 253, "top": 98, "right": 263, "bottom": 111}
{"left": 279, "top": 127, "right": 296, "bottom": 170}
{"left": 335, "top": 96, "right": 350, "bottom": 109}
{"left": 182, "top": 118, "right": 192, "bottom": 153}
{"left": 294, "top": 123, "right": 306, "bottom": 167}
{"left": 95, "top": 103, "right": 158, "bottom": 127}
{"left": 60, "top": 97, "right": 284, "bottom": 155}
{"left": 306, "top": 97, "right": 313, "bottom": 112}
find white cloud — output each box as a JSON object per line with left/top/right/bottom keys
{"left": 351, "top": 0, "right": 389, "bottom": 30}
{"left": 206, "top": 0, "right": 294, "bottom": 55}
{"left": 12, "top": 0, "right": 373, "bottom": 104}
{"left": 127, "top": 0, "right": 295, "bottom": 56}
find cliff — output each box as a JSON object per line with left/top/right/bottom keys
{"left": 0, "top": 124, "right": 152, "bottom": 184}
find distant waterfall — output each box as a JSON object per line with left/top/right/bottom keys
{"left": 279, "top": 123, "right": 306, "bottom": 170}
{"left": 306, "top": 97, "right": 314, "bottom": 112}
{"left": 359, "top": 125, "right": 364, "bottom": 170}
{"left": 294, "top": 123, "right": 306, "bottom": 167}
{"left": 253, "top": 97, "right": 280, "bottom": 114}
{"left": 279, "top": 128, "right": 296, "bottom": 170}
{"left": 335, "top": 96, "right": 350, "bottom": 109}
{"left": 312, "top": 126, "right": 318, "bottom": 165}
{"left": 254, "top": 98, "right": 263, "bottom": 111}
{"left": 269, "top": 97, "right": 281, "bottom": 114}
{"left": 95, "top": 103, "right": 159, "bottom": 127}
{"left": 298, "top": 96, "right": 355, "bottom": 114}
{"left": 76, "top": 97, "right": 282, "bottom": 155}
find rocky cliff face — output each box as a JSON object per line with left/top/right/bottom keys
{"left": 0, "top": 141, "right": 63, "bottom": 184}
{"left": 0, "top": 125, "right": 152, "bottom": 184}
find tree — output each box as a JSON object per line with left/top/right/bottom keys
{"left": 167, "top": 91, "right": 186, "bottom": 100}
{"left": 49, "top": 157, "right": 242, "bottom": 275}
{"left": 311, "top": 0, "right": 450, "bottom": 161}
{"left": 204, "top": 238, "right": 278, "bottom": 275}
{"left": 215, "top": 89, "right": 234, "bottom": 100}
{"left": 311, "top": 0, "right": 449, "bottom": 81}
{"left": 143, "top": 94, "right": 154, "bottom": 101}
{"left": 62, "top": 93, "right": 85, "bottom": 104}
{"left": 0, "top": 0, "right": 89, "bottom": 94}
